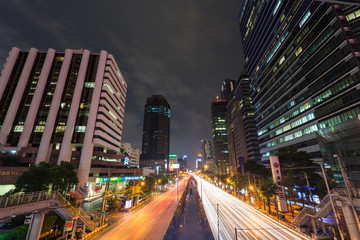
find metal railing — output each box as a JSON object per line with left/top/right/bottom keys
{"left": 0, "top": 190, "right": 96, "bottom": 230}
{"left": 0, "top": 191, "right": 51, "bottom": 208}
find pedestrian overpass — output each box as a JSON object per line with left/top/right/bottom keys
{"left": 293, "top": 188, "right": 360, "bottom": 239}
{"left": 0, "top": 191, "right": 97, "bottom": 239}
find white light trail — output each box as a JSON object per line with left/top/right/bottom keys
{"left": 193, "top": 175, "right": 310, "bottom": 240}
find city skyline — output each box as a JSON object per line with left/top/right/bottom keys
{"left": 0, "top": 1, "right": 244, "bottom": 167}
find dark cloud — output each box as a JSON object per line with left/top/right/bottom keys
{"left": 0, "top": 0, "right": 244, "bottom": 168}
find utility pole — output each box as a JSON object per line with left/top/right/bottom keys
{"left": 235, "top": 227, "right": 237, "bottom": 240}
{"left": 100, "top": 168, "right": 110, "bottom": 226}
{"left": 217, "top": 203, "right": 220, "bottom": 240}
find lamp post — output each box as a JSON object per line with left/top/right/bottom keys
{"left": 321, "top": 164, "right": 344, "bottom": 240}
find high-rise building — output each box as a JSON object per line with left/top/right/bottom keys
{"left": 201, "top": 140, "right": 214, "bottom": 172}
{"left": 0, "top": 47, "right": 127, "bottom": 188}
{"left": 239, "top": 1, "right": 360, "bottom": 173}
{"left": 211, "top": 98, "right": 229, "bottom": 175}
{"left": 140, "top": 95, "right": 170, "bottom": 172}
{"left": 226, "top": 70, "right": 261, "bottom": 175}
{"left": 120, "top": 143, "right": 140, "bottom": 167}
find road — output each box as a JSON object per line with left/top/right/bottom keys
{"left": 193, "top": 175, "right": 310, "bottom": 240}
{"left": 95, "top": 176, "right": 189, "bottom": 240}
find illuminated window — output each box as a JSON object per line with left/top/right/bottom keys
{"left": 295, "top": 47, "right": 302, "bottom": 57}
{"left": 34, "top": 126, "right": 45, "bottom": 132}
{"left": 56, "top": 126, "right": 65, "bottom": 132}
{"left": 85, "top": 82, "right": 95, "bottom": 88}
{"left": 75, "top": 126, "right": 86, "bottom": 132}
{"left": 14, "top": 125, "right": 24, "bottom": 132}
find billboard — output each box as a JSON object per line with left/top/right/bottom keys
{"left": 171, "top": 163, "right": 180, "bottom": 169}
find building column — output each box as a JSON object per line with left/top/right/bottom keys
{"left": 18, "top": 49, "right": 56, "bottom": 149}
{"left": 77, "top": 50, "right": 107, "bottom": 189}
{"left": 28, "top": 212, "right": 45, "bottom": 240}
{"left": 342, "top": 203, "right": 360, "bottom": 240}
{"left": 0, "top": 47, "right": 20, "bottom": 101}
{"left": 58, "top": 50, "right": 90, "bottom": 164}
{"left": 0, "top": 48, "right": 38, "bottom": 145}
{"left": 70, "top": 218, "right": 78, "bottom": 239}
{"left": 35, "top": 49, "right": 73, "bottom": 164}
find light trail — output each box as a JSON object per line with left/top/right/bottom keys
{"left": 193, "top": 175, "right": 310, "bottom": 240}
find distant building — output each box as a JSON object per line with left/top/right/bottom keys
{"left": 211, "top": 98, "right": 229, "bottom": 176}
{"left": 140, "top": 95, "right": 170, "bottom": 173}
{"left": 226, "top": 70, "right": 261, "bottom": 176}
{"left": 177, "top": 155, "right": 187, "bottom": 171}
{"left": 201, "top": 140, "right": 214, "bottom": 173}
{"left": 120, "top": 143, "right": 140, "bottom": 167}
{"left": 169, "top": 154, "right": 177, "bottom": 169}
{"left": 0, "top": 47, "right": 127, "bottom": 188}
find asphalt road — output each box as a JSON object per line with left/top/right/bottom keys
{"left": 95, "top": 176, "right": 189, "bottom": 240}
{"left": 193, "top": 175, "right": 310, "bottom": 240}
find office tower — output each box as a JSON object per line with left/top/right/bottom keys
{"left": 178, "top": 155, "right": 187, "bottom": 171}
{"left": 211, "top": 98, "right": 229, "bottom": 175}
{"left": 140, "top": 95, "right": 170, "bottom": 172}
{"left": 238, "top": 1, "right": 360, "bottom": 176}
{"left": 0, "top": 47, "right": 127, "bottom": 188}
{"left": 120, "top": 143, "right": 141, "bottom": 167}
{"left": 201, "top": 140, "right": 214, "bottom": 172}
{"left": 226, "top": 70, "right": 261, "bottom": 176}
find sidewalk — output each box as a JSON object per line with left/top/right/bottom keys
{"left": 175, "top": 183, "right": 203, "bottom": 240}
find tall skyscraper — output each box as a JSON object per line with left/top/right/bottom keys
{"left": 226, "top": 69, "right": 260, "bottom": 175}
{"left": 0, "top": 47, "right": 127, "bottom": 188}
{"left": 211, "top": 98, "right": 229, "bottom": 176}
{"left": 140, "top": 95, "right": 170, "bottom": 172}
{"left": 239, "top": 1, "right": 360, "bottom": 174}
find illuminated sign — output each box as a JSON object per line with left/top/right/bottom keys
{"left": 96, "top": 176, "right": 140, "bottom": 183}
{"left": 64, "top": 220, "right": 73, "bottom": 231}
{"left": 125, "top": 200, "right": 132, "bottom": 209}
{"left": 124, "top": 157, "right": 129, "bottom": 165}
{"left": 172, "top": 164, "right": 180, "bottom": 169}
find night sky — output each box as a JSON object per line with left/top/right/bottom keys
{"left": 0, "top": 1, "right": 244, "bottom": 168}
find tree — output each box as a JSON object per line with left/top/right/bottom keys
{"left": 51, "top": 162, "right": 78, "bottom": 193}
{"left": 142, "top": 176, "right": 155, "bottom": 196}
{"left": 245, "top": 160, "right": 271, "bottom": 177}
{"left": 12, "top": 162, "right": 78, "bottom": 193}
{"left": 277, "top": 147, "right": 326, "bottom": 204}
{"left": 258, "top": 180, "right": 277, "bottom": 215}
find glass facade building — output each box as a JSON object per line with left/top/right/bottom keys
{"left": 140, "top": 95, "right": 170, "bottom": 172}
{"left": 239, "top": 1, "right": 360, "bottom": 168}
{"left": 211, "top": 99, "right": 230, "bottom": 175}
{"left": 0, "top": 47, "right": 127, "bottom": 187}
{"left": 226, "top": 70, "right": 260, "bottom": 175}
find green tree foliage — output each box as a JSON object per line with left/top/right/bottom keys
{"left": 41, "top": 215, "right": 57, "bottom": 234}
{"left": 13, "top": 162, "right": 78, "bottom": 193}
{"left": 142, "top": 176, "right": 155, "bottom": 195}
{"left": 0, "top": 225, "right": 28, "bottom": 240}
{"left": 245, "top": 160, "right": 271, "bottom": 177}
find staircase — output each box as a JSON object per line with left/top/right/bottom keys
{"left": 0, "top": 191, "right": 96, "bottom": 231}
{"left": 293, "top": 188, "right": 360, "bottom": 226}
